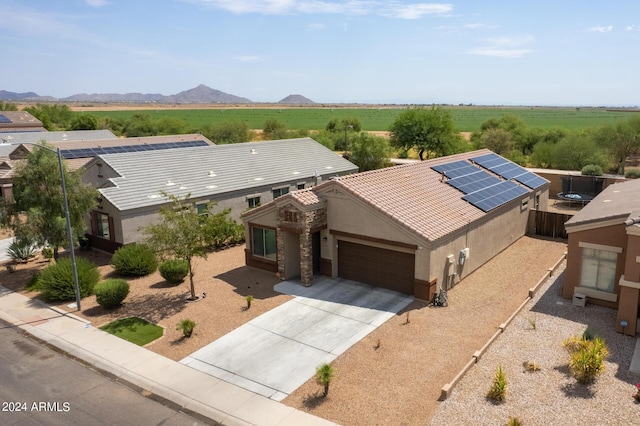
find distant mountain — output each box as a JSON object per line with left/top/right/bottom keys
{"left": 0, "top": 90, "right": 53, "bottom": 101}
{"left": 279, "top": 94, "right": 314, "bottom": 104}
{"left": 0, "top": 85, "right": 253, "bottom": 104}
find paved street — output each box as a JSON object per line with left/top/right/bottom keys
{"left": 0, "top": 318, "right": 214, "bottom": 426}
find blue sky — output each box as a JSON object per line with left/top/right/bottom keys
{"left": 2, "top": 1, "right": 639, "bottom": 106}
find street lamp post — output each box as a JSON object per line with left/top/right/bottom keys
{"left": 1, "top": 142, "right": 81, "bottom": 310}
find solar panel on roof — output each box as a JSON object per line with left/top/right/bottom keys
{"left": 57, "top": 140, "right": 211, "bottom": 159}
{"left": 471, "top": 152, "right": 547, "bottom": 190}
{"left": 446, "top": 171, "right": 502, "bottom": 194}
{"left": 463, "top": 180, "right": 529, "bottom": 212}
{"left": 0, "top": 114, "right": 12, "bottom": 124}
{"left": 432, "top": 161, "right": 480, "bottom": 179}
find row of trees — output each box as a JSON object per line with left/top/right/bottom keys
{"left": 6, "top": 102, "right": 640, "bottom": 174}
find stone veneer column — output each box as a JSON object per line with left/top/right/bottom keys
{"left": 300, "top": 230, "right": 312, "bottom": 286}
{"left": 276, "top": 228, "right": 285, "bottom": 279}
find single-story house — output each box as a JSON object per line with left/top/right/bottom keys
{"left": 242, "top": 149, "right": 550, "bottom": 299}
{"left": 0, "top": 111, "right": 45, "bottom": 133}
{"left": 81, "top": 137, "right": 358, "bottom": 251}
{"left": 0, "top": 132, "right": 204, "bottom": 201}
{"left": 563, "top": 178, "right": 640, "bottom": 335}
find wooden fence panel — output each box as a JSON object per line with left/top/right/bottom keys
{"left": 528, "top": 210, "right": 571, "bottom": 239}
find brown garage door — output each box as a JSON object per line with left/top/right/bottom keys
{"left": 338, "top": 241, "right": 415, "bottom": 295}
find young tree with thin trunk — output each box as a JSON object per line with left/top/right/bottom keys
{"left": 316, "top": 363, "right": 335, "bottom": 397}
{"left": 142, "top": 192, "right": 239, "bottom": 300}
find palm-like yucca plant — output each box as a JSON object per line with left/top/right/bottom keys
{"left": 566, "top": 336, "right": 609, "bottom": 384}
{"left": 7, "top": 238, "right": 38, "bottom": 263}
{"left": 316, "top": 363, "right": 335, "bottom": 397}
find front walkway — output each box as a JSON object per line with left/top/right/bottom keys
{"left": 181, "top": 276, "right": 413, "bottom": 401}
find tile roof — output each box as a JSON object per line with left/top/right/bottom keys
{"left": 565, "top": 178, "right": 640, "bottom": 228}
{"left": 289, "top": 187, "right": 325, "bottom": 206}
{"left": 330, "top": 150, "right": 498, "bottom": 241}
{"left": 0, "top": 111, "right": 43, "bottom": 130}
{"left": 0, "top": 130, "right": 116, "bottom": 145}
{"left": 247, "top": 149, "right": 544, "bottom": 243}
{"left": 97, "top": 138, "right": 358, "bottom": 211}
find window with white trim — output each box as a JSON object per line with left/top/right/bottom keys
{"left": 580, "top": 247, "right": 617, "bottom": 293}
{"left": 252, "top": 227, "right": 276, "bottom": 260}
{"left": 196, "top": 203, "right": 209, "bottom": 216}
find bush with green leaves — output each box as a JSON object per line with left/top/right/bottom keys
{"left": 6, "top": 238, "right": 38, "bottom": 263}
{"left": 38, "top": 257, "right": 100, "bottom": 302}
{"left": 176, "top": 319, "right": 196, "bottom": 337}
{"left": 111, "top": 243, "right": 158, "bottom": 277}
{"left": 159, "top": 259, "right": 189, "bottom": 284}
{"left": 625, "top": 169, "right": 640, "bottom": 179}
{"left": 581, "top": 164, "right": 604, "bottom": 176}
{"left": 563, "top": 335, "right": 609, "bottom": 384}
{"left": 94, "top": 279, "right": 130, "bottom": 309}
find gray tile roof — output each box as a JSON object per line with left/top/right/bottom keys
{"left": 565, "top": 178, "right": 640, "bottom": 228}
{"left": 0, "top": 130, "right": 116, "bottom": 145}
{"left": 96, "top": 138, "right": 358, "bottom": 211}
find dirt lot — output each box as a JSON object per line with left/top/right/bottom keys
{"left": 1, "top": 236, "right": 568, "bottom": 425}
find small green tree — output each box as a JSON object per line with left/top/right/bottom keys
{"left": 389, "top": 106, "right": 458, "bottom": 160}
{"left": 263, "top": 118, "right": 288, "bottom": 140}
{"left": 200, "top": 121, "right": 254, "bottom": 144}
{"left": 69, "top": 114, "right": 98, "bottom": 130}
{"left": 142, "top": 193, "right": 239, "bottom": 300}
{"left": 0, "top": 142, "right": 98, "bottom": 259}
{"left": 0, "top": 101, "right": 18, "bottom": 111}
{"left": 348, "top": 132, "right": 391, "bottom": 171}
{"left": 480, "top": 128, "right": 513, "bottom": 155}
{"left": 316, "top": 363, "right": 335, "bottom": 397}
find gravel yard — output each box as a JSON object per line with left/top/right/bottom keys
{"left": 429, "top": 265, "right": 640, "bottom": 426}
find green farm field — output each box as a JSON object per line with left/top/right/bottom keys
{"left": 82, "top": 106, "right": 640, "bottom": 132}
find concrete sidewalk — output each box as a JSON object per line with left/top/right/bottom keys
{"left": 0, "top": 285, "right": 336, "bottom": 426}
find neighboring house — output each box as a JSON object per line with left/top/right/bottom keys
{"left": 0, "top": 111, "right": 45, "bottom": 133}
{"left": 563, "top": 178, "right": 640, "bottom": 336}
{"left": 81, "top": 138, "right": 358, "bottom": 252}
{"left": 242, "top": 149, "right": 550, "bottom": 300}
{"left": 0, "top": 132, "right": 204, "bottom": 201}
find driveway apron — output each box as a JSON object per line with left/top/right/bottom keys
{"left": 181, "top": 276, "right": 413, "bottom": 401}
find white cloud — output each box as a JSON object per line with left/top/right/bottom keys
{"left": 625, "top": 25, "right": 639, "bottom": 31}
{"left": 184, "top": 0, "right": 453, "bottom": 19}
{"left": 468, "top": 34, "right": 534, "bottom": 59}
{"left": 588, "top": 25, "right": 613, "bottom": 33}
{"left": 86, "top": 0, "right": 109, "bottom": 7}
{"left": 467, "top": 48, "right": 532, "bottom": 58}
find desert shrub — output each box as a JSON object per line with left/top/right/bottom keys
{"left": 111, "top": 243, "right": 158, "bottom": 277}
{"left": 6, "top": 238, "right": 38, "bottom": 262}
{"left": 41, "top": 246, "right": 54, "bottom": 261}
{"left": 581, "top": 164, "right": 603, "bottom": 176}
{"left": 94, "top": 279, "right": 130, "bottom": 309}
{"left": 159, "top": 259, "right": 189, "bottom": 284}
{"left": 582, "top": 327, "right": 597, "bottom": 341}
{"left": 563, "top": 335, "right": 609, "bottom": 384}
{"left": 625, "top": 169, "right": 640, "bottom": 179}
{"left": 487, "top": 365, "right": 507, "bottom": 402}
{"left": 26, "top": 271, "right": 41, "bottom": 291}
{"left": 176, "top": 319, "right": 196, "bottom": 337}
{"left": 38, "top": 257, "right": 99, "bottom": 302}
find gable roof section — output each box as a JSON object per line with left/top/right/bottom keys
{"left": 97, "top": 138, "right": 357, "bottom": 211}
{"left": 321, "top": 149, "right": 541, "bottom": 242}
{"left": 565, "top": 178, "right": 640, "bottom": 231}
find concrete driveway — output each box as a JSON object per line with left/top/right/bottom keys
{"left": 181, "top": 276, "right": 413, "bottom": 401}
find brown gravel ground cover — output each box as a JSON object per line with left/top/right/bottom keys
{"left": 1, "top": 236, "right": 570, "bottom": 425}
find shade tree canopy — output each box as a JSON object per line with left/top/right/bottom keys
{"left": 389, "top": 106, "right": 459, "bottom": 160}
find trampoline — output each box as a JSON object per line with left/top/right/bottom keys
{"left": 556, "top": 192, "right": 594, "bottom": 206}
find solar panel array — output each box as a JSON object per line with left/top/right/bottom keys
{"left": 431, "top": 156, "right": 532, "bottom": 212}
{"left": 471, "top": 153, "right": 547, "bottom": 189}
{"left": 0, "top": 114, "right": 12, "bottom": 124}
{"left": 59, "top": 140, "right": 209, "bottom": 159}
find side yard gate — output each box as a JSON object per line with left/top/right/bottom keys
{"left": 527, "top": 210, "right": 570, "bottom": 239}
